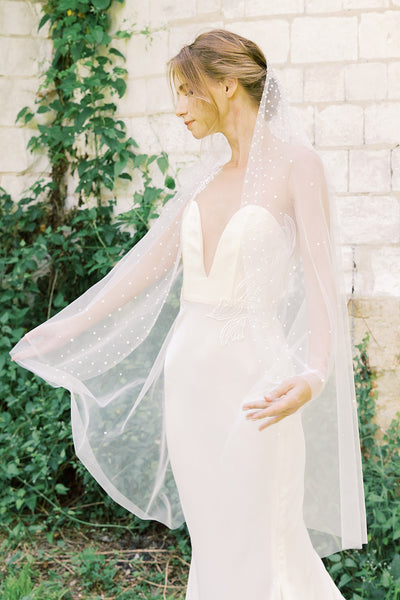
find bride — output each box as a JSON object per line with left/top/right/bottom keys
{"left": 11, "top": 29, "right": 366, "bottom": 599}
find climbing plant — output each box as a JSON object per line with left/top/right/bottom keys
{"left": 17, "top": 0, "right": 175, "bottom": 227}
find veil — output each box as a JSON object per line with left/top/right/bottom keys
{"left": 10, "top": 58, "right": 367, "bottom": 558}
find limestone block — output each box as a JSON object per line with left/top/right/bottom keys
{"left": 304, "top": 64, "right": 345, "bottom": 102}
{"left": 365, "top": 103, "right": 400, "bottom": 145}
{"left": 227, "top": 20, "right": 290, "bottom": 63}
{"left": 222, "top": 0, "right": 245, "bottom": 17}
{"left": 291, "top": 16, "right": 357, "bottom": 63}
{"left": 305, "top": 0, "right": 343, "bottom": 13}
{"left": 336, "top": 195, "right": 400, "bottom": 244}
{"left": 168, "top": 22, "right": 223, "bottom": 58}
{"left": 0, "top": 1, "right": 42, "bottom": 36}
{"left": 318, "top": 150, "right": 348, "bottom": 192}
{"left": 352, "top": 297, "right": 400, "bottom": 372}
{"left": 197, "top": 0, "right": 222, "bottom": 13}
{"left": 315, "top": 105, "right": 363, "bottom": 147}
{"left": 0, "top": 127, "right": 32, "bottom": 172}
{"left": 346, "top": 245, "right": 384, "bottom": 298}
{"left": 149, "top": 0, "right": 196, "bottom": 26}
{"left": 0, "top": 173, "right": 43, "bottom": 201}
{"left": 127, "top": 116, "right": 160, "bottom": 153}
{"left": 371, "top": 246, "right": 400, "bottom": 296}
{"left": 340, "top": 244, "right": 354, "bottom": 297}
{"left": 274, "top": 67, "right": 303, "bottom": 103}
{"left": 147, "top": 77, "right": 174, "bottom": 113}
{"left": 291, "top": 105, "right": 315, "bottom": 143}
{"left": 147, "top": 114, "right": 188, "bottom": 155}
{"left": 305, "top": 0, "right": 343, "bottom": 12}
{"left": 359, "top": 12, "right": 400, "bottom": 59}
{"left": 392, "top": 147, "right": 400, "bottom": 190}
{"left": 349, "top": 149, "right": 391, "bottom": 193}
{"left": 344, "top": 62, "right": 387, "bottom": 101}
{"left": 0, "top": 37, "right": 47, "bottom": 77}
{"left": 0, "top": 78, "right": 38, "bottom": 127}
{"left": 374, "top": 369, "right": 400, "bottom": 432}
{"left": 343, "top": 0, "right": 389, "bottom": 8}
{"left": 245, "top": 0, "right": 304, "bottom": 16}
{"left": 342, "top": 245, "right": 375, "bottom": 297}
{"left": 388, "top": 62, "right": 400, "bottom": 99}
{"left": 109, "top": 0, "right": 150, "bottom": 33}
{"left": 117, "top": 78, "right": 146, "bottom": 117}
{"left": 126, "top": 30, "right": 169, "bottom": 78}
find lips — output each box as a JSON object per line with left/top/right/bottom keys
{"left": 185, "top": 120, "right": 195, "bottom": 128}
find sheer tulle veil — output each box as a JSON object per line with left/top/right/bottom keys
{"left": 10, "top": 48, "right": 367, "bottom": 557}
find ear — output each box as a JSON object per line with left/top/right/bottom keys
{"left": 221, "top": 77, "right": 238, "bottom": 98}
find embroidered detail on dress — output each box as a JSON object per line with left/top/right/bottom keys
{"left": 205, "top": 277, "right": 261, "bottom": 345}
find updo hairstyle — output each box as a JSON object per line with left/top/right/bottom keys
{"left": 167, "top": 29, "right": 278, "bottom": 118}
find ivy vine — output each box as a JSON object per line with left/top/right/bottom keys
{"left": 17, "top": 0, "right": 175, "bottom": 229}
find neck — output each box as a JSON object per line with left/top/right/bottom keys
{"left": 218, "top": 96, "right": 262, "bottom": 169}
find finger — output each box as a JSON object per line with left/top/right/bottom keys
{"left": 242, "top": 399, "right": 272, "bottom": 410}
{"left": 264, "top": 379, "right": 294, "bottom": 401}
{"left": 246, "top": 403, "right": 285, "bottom": 420}
{"left": 258, "top": 415, "right": 286, "bottom": 430}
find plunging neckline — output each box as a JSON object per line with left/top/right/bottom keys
{"left": 190, "top": 200, "right": 292, "bottom": 279}
{"left": 191, "top": 200, "right": 246, "bottom": 279}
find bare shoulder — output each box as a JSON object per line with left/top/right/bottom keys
{"left": 285, "top": 144, "right": 326, "bottom": 190}
{"left": 288, "top": 144, "right": 324, "bottom": 172}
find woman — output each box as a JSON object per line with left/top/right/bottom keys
{"left": 11, "top": 30, "right": 367, "bottom": 599}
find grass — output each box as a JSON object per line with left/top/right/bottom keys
{"left": 0, "top": 525, "right": 190, "bottom": 599}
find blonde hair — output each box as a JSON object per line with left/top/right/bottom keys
{"left": 167, "top": 29, "right": 268, "bottom": 111}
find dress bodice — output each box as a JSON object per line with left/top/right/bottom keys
{"left": 180, "top": 200, "right": 293, "bottom": 308}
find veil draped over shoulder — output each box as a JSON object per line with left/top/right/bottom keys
{"left": 10, "top": 63, "right": 367, "bottom": 558}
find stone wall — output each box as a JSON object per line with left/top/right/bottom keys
{"left": 1, "top": 0, "right": 399, "bottom": 428}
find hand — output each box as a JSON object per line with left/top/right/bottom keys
{"left": 242, "top": 376, "right": 312, "bottom": 431}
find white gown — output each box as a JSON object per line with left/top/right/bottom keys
{"left": 164, "top": 200, "right": 345, "bottom": 600}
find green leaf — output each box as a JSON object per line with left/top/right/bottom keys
{"left": 37, "top": 105, "right": 51, "bottom": 114}
{"left": 109, "top": 47, "right": 125, "bottom": 60}
{"left": 75, "top": 106, "right": 94, "bottom": 131}
{"left": 338, "top": 573, "right": 352, "bottom": 587}
{"left": 23, "top": 112, "right": 34, "bottom": 124}
{"left": 114, "top": 158, "right": 127, "bottom": 178}
{"left": 16, "top": 106, "right": 29, "bottom": 122}
{"left": 344, "top": 557, "right": 357, "bottom": 568}
{"left": 113, "top": 78, "right": 127, "bottom": 98}
{"left": 38, "top": 13, "right": 51, "bottom": 31}
{"left": 92, "top": 0, "right": 111, "bottom": 10}
{"left": 165, "top": 176, "right": 175, "bottom": 189}
{"left": 391, "top": 554, "right": 400, "bottom": 579}
{"left": 157, "top": 153, "right": 168, "bottom": 174}
{"left": 55, "top": 483, "right": 69, "bottom": 496}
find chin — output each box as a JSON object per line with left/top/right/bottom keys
{"left": 191, "top": 125, "right": 214, "bottom": 140}
{"left": 191, "top": 131, "right": 208, "bottom": 140}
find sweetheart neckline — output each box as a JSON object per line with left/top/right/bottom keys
{"left": 189, "top": 201, "right": 285, "bottom": 280}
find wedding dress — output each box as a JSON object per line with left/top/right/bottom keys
{"left": 164, "top": 199, "right": 345, "bottom": 600}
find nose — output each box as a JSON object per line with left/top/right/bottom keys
{"left": 175, "top": 94, "right": 188, "bottom": 118}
